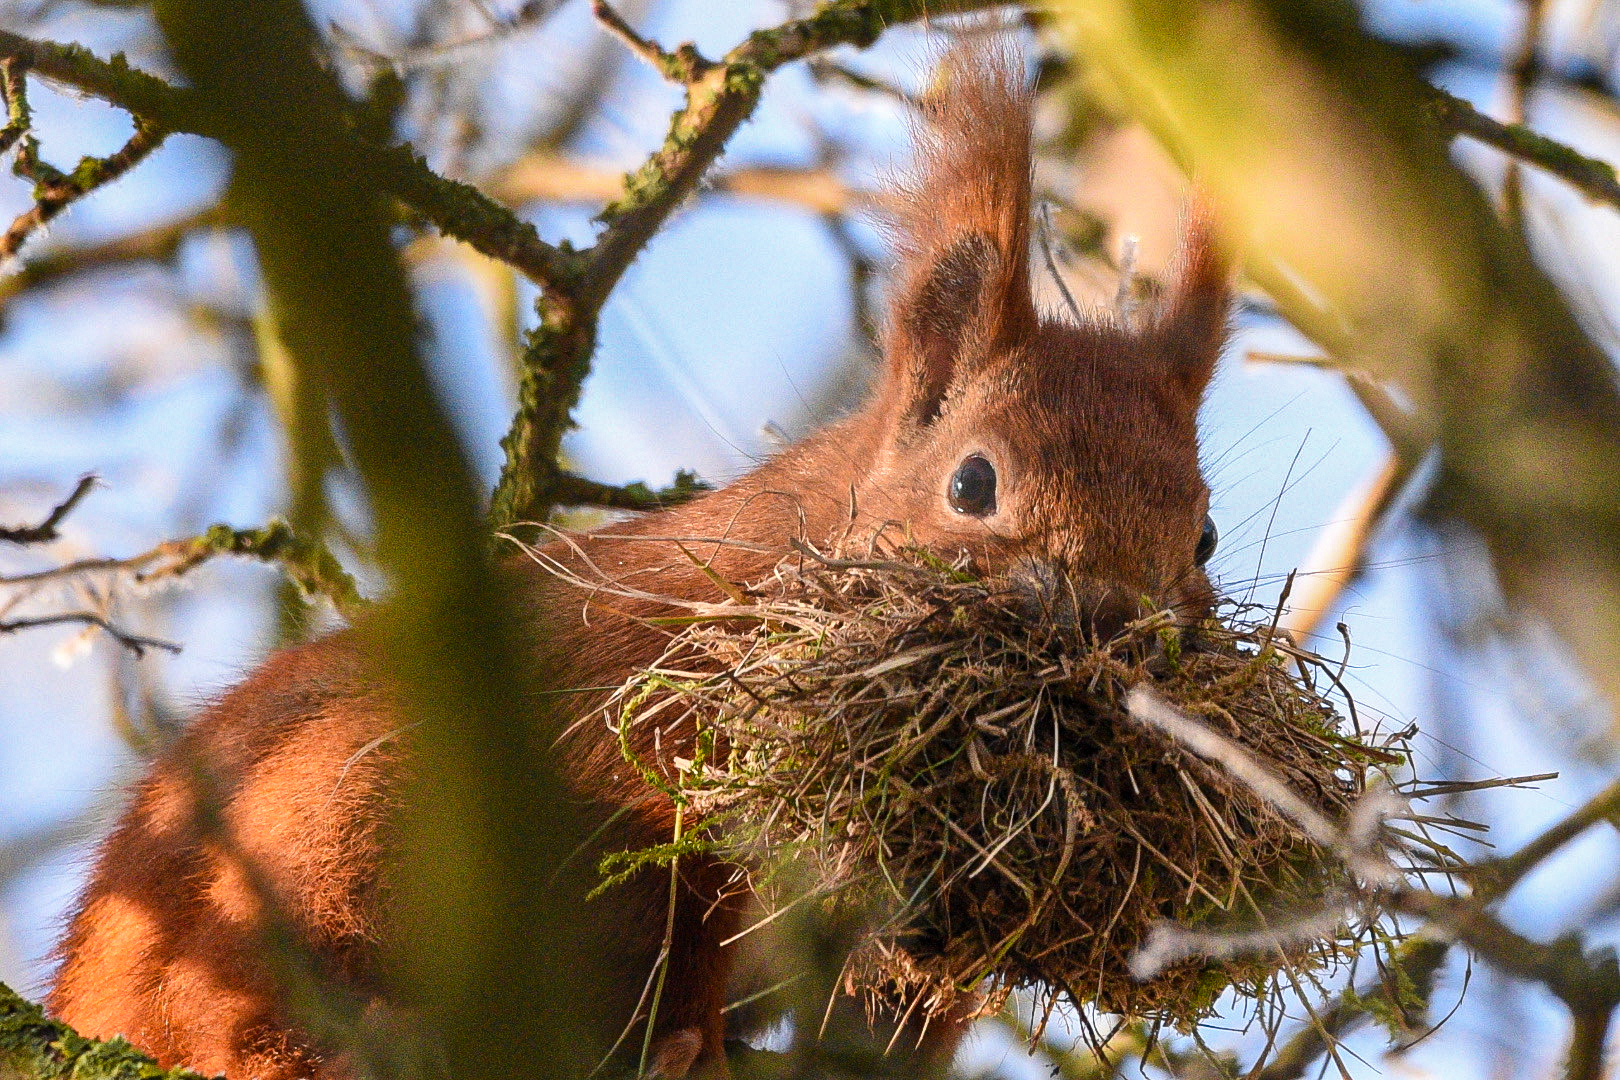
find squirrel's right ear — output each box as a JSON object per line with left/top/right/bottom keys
{"left": 1152, "top": 200, "right": 1231, "bottom": 402}
{"left": 880, "top": 42, "right": 1037, "bottom": 431}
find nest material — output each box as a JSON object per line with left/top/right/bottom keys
{"left": 609, "top": 543, "right": 1398, "bottom": 1028}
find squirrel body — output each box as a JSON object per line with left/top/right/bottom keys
{"left": 49, "top": 42, "right": 1230, "bottom": 1080}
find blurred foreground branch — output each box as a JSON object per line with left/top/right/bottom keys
{"left": 1128, "top": 691, "right": 1620, "bottom": 1080}
{"left": 151, "top": 2, "right": 610, "bottom": 1078}
{"left": 0, "top": 611, "right": 177, "bottom": 657}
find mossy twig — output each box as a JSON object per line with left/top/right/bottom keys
{"left": 551, "top": 469, "right": 709, "bottom": 512}
{"left": 1426, "top": 84, "right": 1620, "bottom": 211}
{"left": 2, "top": 113, "right": 165, "bottom": 262}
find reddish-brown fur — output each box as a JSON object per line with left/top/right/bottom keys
{"left": 49, "top": 42, "right": 1230, "bottom": 1080}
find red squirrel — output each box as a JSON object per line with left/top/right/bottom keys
{"left": 49, "top": 41, "right": 1229, "bottom": 1080}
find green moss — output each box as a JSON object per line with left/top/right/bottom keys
{"left": 0, "top": 982, "right": 216, "bottom": 1080}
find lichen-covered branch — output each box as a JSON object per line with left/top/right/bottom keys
{"left": 0, "top": 981, "right": 216, "bottom": 1080}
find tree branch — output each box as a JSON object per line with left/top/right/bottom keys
{"left": 0, "top": 206, "right": 221, "bottom": 309}
{"left": 0, "top": 611, "right": 179, "bottom": 657}
{"left": 2, "top": 115, "right": 165, "bottom": 261}
{"left": 1254, "top": 938, "right": 1450, "bottom": 1080}
{"left": 1, "top": 519, "right": 365, "bottom": 617}
{"left": 0, "top": 28, "right": 579, "bottom": 295}
{"left": 1469, "top": 774, "right": 1620, "bottom": 903}
{"left": 551, "top": 469, "right": 709, "bottom": 512}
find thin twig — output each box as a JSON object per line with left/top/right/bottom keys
{"left": 2, "top": 116, "right": 166, "bottom": 261}
{"left": 591, "top": 0, "right": 710, "bottom": 82}
{"left": 1426, "top": 83, "right": 1620, "bottom": 211}
{"left": 1470, "top": 774, "right": 1620, "bottom": 902}
{"left": 1036, "top": 200, "right": 1084, "bottom": 325}
{"left": 1500, "top": 0, "right": 1546, "bottom": 229}
{"left": 551, "top": 469, "right": 709, "bottom": 512}
{"left": 0, "top": 611, "right": 179, "bottom": 657}
{"left": 331, "top": 0, "right": 569, "bottom": 73}
{"left": 1253, "top": 939, "right": 1450, "bottom": 1080}
{"left": 1, "top": 519, "right": 365, "bottom": 615}
{"left": 0, "top": 474, "right": 95, "bottom": 544}
{"left": 0, "top": 58, "right": 28, "bottom": 157}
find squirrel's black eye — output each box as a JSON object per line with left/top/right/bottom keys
{"left": 1195, "top": 515, "right": 1218, "bottom": 566}
{"left": 949, "top": 454, "right": 997, "bottom": 516}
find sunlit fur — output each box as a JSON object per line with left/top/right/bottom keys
{"left": 50, "top": 41, "right": 1229, "bottom": 1080}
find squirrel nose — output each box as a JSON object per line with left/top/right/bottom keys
{"left": 1008, "top": 560, "right": 1148, "bottom": 643}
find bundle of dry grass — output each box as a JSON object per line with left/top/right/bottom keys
{"left": 606, "top": 541, "right": 1403, "bottom": 1030}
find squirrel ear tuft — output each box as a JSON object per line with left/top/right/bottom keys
{"left": 880, "top": 40, "right": 1037, "bottom": 430}
{"left": 1153, "top": 199, "right": 1232, "bottom": 400}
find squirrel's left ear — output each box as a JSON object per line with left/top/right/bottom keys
{"left": 879, "top": 42, "right": 1038, "bottom": 433}
{"left": 1152, "top": 201, "right": 1231, "bottom": 401}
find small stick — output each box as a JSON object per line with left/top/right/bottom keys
{"left": 0, "top": 611, "right": 179, "bottom": 657}
{"left": 0, "top": 474, "right": 96, "bottom": 544}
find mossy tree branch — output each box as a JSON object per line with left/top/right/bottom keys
{"left": 0, "top": 55, "right": 165, "bottom": 262}
{"left": 0, "top": 981, "right": 216, "bottom": 1080}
